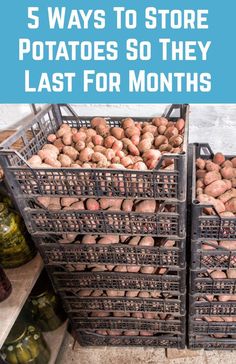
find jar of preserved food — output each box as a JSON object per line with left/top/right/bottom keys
{"left": 27, "top": 270, "right": 66, "bottom": 332}
{"left": 0, "top": 265, "right": 12, "bottom": 302}
{"left": 0, "top": 318, "right": 50, "bottom": 364}
{"left": 0, "top": 203, "right": 36, "bottom": 268}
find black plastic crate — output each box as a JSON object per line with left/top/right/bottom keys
{"left": 189, "top": 335, "right": 236, "bottom": 350}
{"left": 191, "top": 240, "right": 236, "bottom": 270}
{"left": 47, "top": 269, "right": 186, "bottom": 295}
{"left": 59, "top": 291, "right": 186, "bottom": 315}
{"left": 0, "top": 104, "right": 189, "bottom": 202}
{"left": 189, "top": 295, "right": 236, "bottom": 316}
{"left": 69, "top": 314, "right": 185, "bottom": 334}
{"left": 22, "top": 199, "right": 186, "bottom": 237}
{"left": 190, "top": 269, "right": 236, "bottom": 295}
{"left": 36, "top": 235, "right": 186, "bottom": 268}
{"left": 189, "top": 317, "right": 236, "bottom": 335}
{"left": 191, "top": 143, "right": 236, "bottom": 240}
{"left": 75, "top": 330, "right": 185, "bottom": 348}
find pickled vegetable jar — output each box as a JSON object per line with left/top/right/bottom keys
{"left": 0, "top": 203, "right": 36, "bottom": 268}
{"left": 27, "top": 270, "right": 66, "bottom": 332}
{"left": 0, "top": 265, "right": 12, "bottom": 302}
{"left": 0, "top": 319, "right": 50, "bottom": 364}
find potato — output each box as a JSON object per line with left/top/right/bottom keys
{"left": 122, "top": 199, "right": 134, "bottom": 212}
{"left": 132, "top": 312, "right": 143, "bottom": 319}
{"left": 142, "top": 125, "right": 157, "bottom": 135}
{"left": 221, "top": 167, "right": 235, "bottom": 180}
{"left": 121, "top": 156, "right": 133, "bottom": 168}
{"left": 104, "top": 149, "right": 116, "bottom": 161}
{"left": 150, "top": 291, "right": 160, "bottom": 298}
{"left": 164, "top": 126, "right": 178, "bottom": 139}
{"left": 128, "top": 236, "right": 141, "bottom": 246}
{"left": 223, "top": 179, "right": 232, "bottom": 190}
{"left": 158, "top": 125, "right": 166, "bottom": 135}
{"left": 61, "top": 197, "right": 79, "bottom": 207}
{"left": 138, "top": 139, "right": 152, "bottom": 153}
{"left": 63, "top": 146, "right": 78, "bottom": 161}
{"left": 37, "top": 197, "right": 51, "bottom": 208}
{"left": 213, "top": 153, "right": 225, "bottom": 166}
{"left": 143, "top": 312, "right": 157, "bottom": 319}
{"left": 124, "top": 331, "right": 139, "bottom": 336}
{"left": 91, "top": 134, "right": 103, "bottom": 146}
{"left": 106, "top": 290, "right": 125, "bottom": 297}
{"left": 219, "top": 189, "right": 236, "bottom": 204}
{"left": 96, "top": 124, "right": 110, "bottom": 137}
{"left": 140, "top": 267, "right": 155, "bottom": 274}
{"left": 79, "top": 147, "right": 93, "bottom": 162}
{"left": 231, "top": 158, "right": 236, "bottom": 168}
{"left": 106, "top": 265, "right": 115, "bottom": 271}
{"left": 91, "top": 152, "right": 108, "bottom": 166}
{"left": 81, "top": 235, "right": 97, "bottom": 244}
{"left": 135, "top": 200, "right": 156, "bottom": 213}
{"left": 131, "top": 135, "right": 140, "bottom": 146}
{"left": 90, "top": 117, "right": 107, "bottom": 128}
{"left": 27, "top": 155, "right": 42, "bottom": 167}
{"left": 91, "top": 311, "right": 110, "bottom": 317}
{"left": 205, "top": 161, "right": 220, "bottom": 172}
{"left": 198, "top": 194, "right": 225, "bottom": 214}
{"left": 44, "top": 158, "right": 62, "bottom": 167}
{"left": 112, "top": 140, "right": 123, "bottom": 152}
{"left": 128, "top": 143, "right": 140, "bottom": 156}
{"left": 139, "top": 237, "right": 155, "bottom": 247}
{"left": 78, "top": 289, "right": 93, "bottom": 297}
{"left": 142, "top": 132, "right": 155, "bottom": 142}
{"left": 220, "top": 211, "right": 235, "bottom": 217}
{"left": 133, "top": 162, "right": 149, "bottom": 170}
{"left": 225, "top": 198, "right": 236, "bottom": 213}
{"left": 62, "top": 133, "right": 73, "bottom": 146}
{"left": 138, "top": 291, "right": 150, "bottom": 298}
{"left": 98, "top": 235, "right": 119, "bottom": 245}
{"left": 58, "top": 154, "right": 72, "bottom": 167}
{"left": 47, "top": 134, "right": 57, "bottom": 143}
{"left": 152, "top": 117, "right": 168, "bottom": 127}
{"left": 126, "top": 290, "right": 140, "bottom": 298}
{"left": 110, "top": 163, "right": 126, "bottom": 169}
{"left": 169, "top": 135, "right": 183, "bottom": 148}
{"left": 227, "top": 269, "right": 236, "bottom": 279}
{"left": 86, "top": 199, "right": 100, "bottom": 211}
{"left": 143, "top": 149, "right": 162, "bottom": 161}
{"left": 210, "top": 270, "right": 227, "bottom": 279}
{"left": 159, "top": 144, "right": 172, "bottom": 152}
{"left": 140, "top": 331, "right": 154, "bottom": 336}
{"left": 204, "top": 171, "right": 222, "bottom": 186}
{"left": 114, "top": 265, "right": 127, "bottom": 272}
{"left": 100, "top": 198, "right": 122, "bottom": 210}
{"left": 42, "top": 143, "right": 60, "bottom": 155}
{"left": 176, "top": 118, "right": 185, "bottom": 131}
{"left": 122, "top": 118, "right": 135, "bottom": 129}
{"left": 204, "top": 180, "right": 228, "bottom": 198}
{"left": 38, "top": 149, "right": 57, "bottom": 161}
{"left": 196, "top": 170, "right": 207, "bottom": 179}
{"left": 127, "top": 266, "right": 140, "bottom": 273}
{"left": 72, "top": 131, "right": 87, "bottom": 143}
{"left": 196, "top": 158, "right": 206, "bottom": 170}
{"left": 64, "top": 201, "right": 84, "bottom": 210}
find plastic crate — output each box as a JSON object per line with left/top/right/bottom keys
{"left": 75, "top": 330, "right": 185, "bottom": 348}
{"left": 47, "top": 269, "right": 186, "bottom": 295}
{"left": 190, "top": 269, "right": 236, "bottom": 295}
{"left": 188, "top": 335, "right": 236, "bottom": 350}
{"left": 22, "top": 199, "right": 186, "bottom": 237}
{"left": 189, "top": 318, "right": 236, "bottom": 335}
{"left": 189, "top": 295, "right": 236, "bottom": 316}
{"left": 191, "top": 240, "right": 236, "bottom": 270}
{"left": 69, "top": 314, "right": 185, "bottom": 334}
{"left": 191, "top": 143, "right": 236, "bottom": 241}
{"left": 0, "top": 104, "right": 189, "bottom": 202}
{"left": 36, "top": 235, "right": 186, "bottom": 268}
{"left": 59, "top": 291, "right": 186, "bottom": 315}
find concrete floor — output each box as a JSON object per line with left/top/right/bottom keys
{"left": 55, "top": 104, "right": 236, "bottom": 364}
{"left": 57, "top": 333, "right": 236, "bottom": 364}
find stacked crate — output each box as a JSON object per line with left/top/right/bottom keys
{"left": 189, "top": 143, "right": 236, "bottom": 350}
{"left": 0, "top": 104, "right": 189, "bottom": 348}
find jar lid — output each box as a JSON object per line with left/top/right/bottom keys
{"left": 5, "top": 319, "right": 27, "bottom": 344}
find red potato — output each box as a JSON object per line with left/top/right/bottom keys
{"left": 43, "top": 158, "right": 61, "bottom": 167}
{"left": 110, "top": 163, "right": 126, "bottom": 169}
{"left": 58, "top": 154, "right": 72, "bottom": 167}
{"left": 225, "top": 198, "right": 236, "bottom": 213}
{"left": 128, "top": 143, "right": 140, "bottom": 156}
{"left": 131, "top": 134, "right": 140, "bottom": 146}
{"left": 81, "top": 235, "right": 97, "bottom": 245}
{"left": 122, "top": 199, "right": 134, "bottom": 212}
{"left": 138, "top": 291, "right": 150, "bottom": 298}
{"left": 143, "top": 149, "right": 161, "bottom": 161}
{"left": 42, "top": 144, "right": 60, "bottom": 155}
{"left": 104, "top": 136, "right": 116, "bottom": 148}
{"left": 154, "top": 135, "right": 168, "bottom": 149}
{"left": 92, "top": 135, "right": 104, "bottom": 146}
{"left": 204, "top": 180, "right": 229, "bottom": 198}
{"left": 164, "top": 126, "right": 178, "bottom": 139}
{"left": 63, "top": 146, "right": 78, "bottom": 161}
{"left": 196, "top": 158, "right": 206, "bottom": 170}
{"left": 110, "top": 127, "right": 125, "bottom": 140}
{"left": 150, "top": 291, "right": 160, "bottom": 298}
{"left": 105, "top": 149, "right": 116, "bottom": 161}
{"left": 61, "top": 197, "right": 79, "bottom": 207}
{"left": 143, "top": 312, "right": 157, "bottom": 320}
{"left": 213, "top": 153, "right": 225, "bottom": 166}
{"left": 198, "top": 194, "right": 225, "bottom": 214}
{"left": 140, "top": 331, "right": 154, "bottom": 337}
{"left": 86, "top": 199, "right": 100, "bottom": 211}
{"left": 79, "top": 148, "right": 93, "bottom": 162}
{"left": 223, "top": 179, "right": 232, "bottom": 190}
{"left": 56, "top": 125, "right": 71, "bottom": 138}
{"left": 74, "top": 141, "right": 85, "bottom": 152}
{"left": 221, "top": 167, "right": 235, "bottom": 180}
{"left": 91, "top": 311, "right": 110, "bottom": 318}
{"left": 86, "top": 129, "right": 97, "bottom": 138}
{"left": 78, "top": 289, "right": 93, "bottom": 297}
{"left": 139, "top": 237, "right": 155, "bottom": 247}
{"left": 121, "top": 156, "right": 133, "bottom": 168}
{"left": 112, "top": 140, "right": 123, "bottom": 152}
{"left": 141, "top": 132, "right": 154, "bottom": 142}
{"left": 231, "top": 158, "right": 236, "bottom": 168}
{"left": 204, "top": 171, "right": 222, "bottom": 186}
{"left": 38, "top": 149, "right": 57, "bottom": 161}
{"left": 53, "top": 138, "right": 65, "bottom": 152}
{"left": 205, "top": 161, "right": 220, "bottom": 172}
{"left": 142, "top": 125, "right": 157, "bottom": 135}
{"left": 122, "top": 118, "right": 135, "bottom": 130}
{"left": 106, "top": 265, "right": 115, "bottom": 271}
{"left": 135, "top": 200, "right": 156, "bottom": 213}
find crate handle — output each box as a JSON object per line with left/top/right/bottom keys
{"left": 194, "top": 143, "right": 214, "bottom": 158}
{"left": 0, "top": 148, "right": 35, "bottom": 169}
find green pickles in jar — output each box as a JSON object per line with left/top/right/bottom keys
{"left": 1, "top": 320, "right": 50, "bottom": 364}
{"left": 0, "top": 203, "right": 36, "bottom": 268}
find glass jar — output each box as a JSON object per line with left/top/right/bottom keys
{"left": 0, "top": 265, "right": 12, "bottom": 302}
{"left": 27, "top": 270, "right": 66, "bottom": 332}
{"left": 0, "top": 203, "right": 36, "bottom": 268}
{"left": 0, "top": 319, "right": 50, "bottom": 364}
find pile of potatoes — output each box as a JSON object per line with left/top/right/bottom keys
{"left": 27, "top": 116, "right": 185, "bottom": 171}
{"left": 83, "top": 311, "right": 174, "bottom": 320}
{"left": 37, "top": 196, "right": 161, "bottom": 213}
{"left": 75, "top": 289, "right": 173, "bottom": 300}
{"left": 196, "top": 317, "right": 236, "bottom": 339}
{"left": 93, "top": 330, "right": 163, "bottom": 337}
{"left": 196, "top": 153, "right": 236, "bottom": 216}
{"left": 202, "top": 240, "right": 236, "bottom": 252}
{"left": 65, "top": 262, "right": 168, "bottom": 274}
